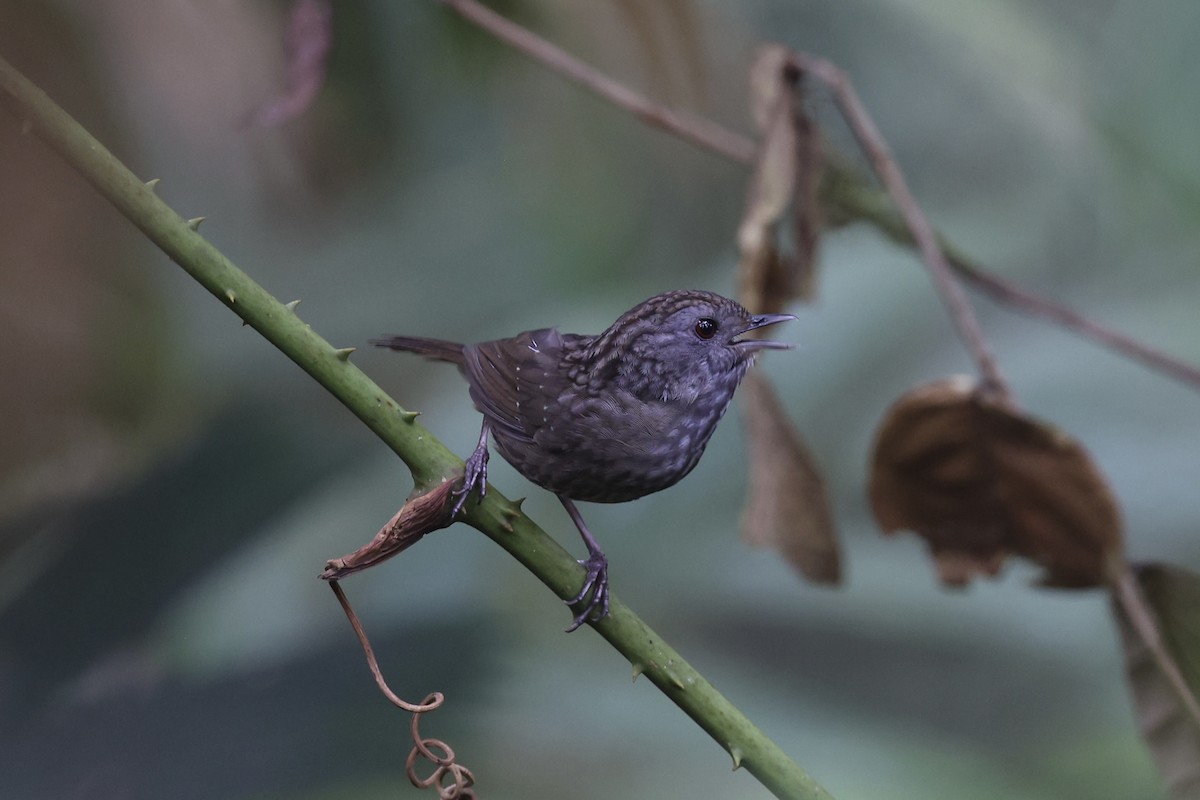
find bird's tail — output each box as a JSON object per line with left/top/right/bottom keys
{"left": 370, "top": 335, "right": 466, "bottom": 365}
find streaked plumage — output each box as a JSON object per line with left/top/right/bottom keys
{"left": 373, "top": 289, "right": 794, "bottom": 629}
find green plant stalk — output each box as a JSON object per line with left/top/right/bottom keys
{"left": 0, "top": 54, "right": 834, "bottom": 800}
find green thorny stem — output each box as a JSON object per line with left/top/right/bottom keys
{"left": 0, "top": 53, "right": 834, "bottom": 800}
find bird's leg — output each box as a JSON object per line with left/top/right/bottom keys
{"left": 452, "top": 420, "right": 491, "bottom": 517}
{"left": 558, "top": 496, "right": 610, "bottom": 631}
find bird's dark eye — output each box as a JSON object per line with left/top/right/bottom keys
{"left": 693, "top": 317, "right": 718, "bottom": 340}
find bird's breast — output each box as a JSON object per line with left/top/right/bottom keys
{"left": 491, "top": 383, "right": 737, "bottom": 503}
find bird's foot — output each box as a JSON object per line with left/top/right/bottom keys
{"left": 451, "top": 443, "right": 489, "bottom": 517}
{"left": 564, "top": 551, "right": 610, "bottom": 632}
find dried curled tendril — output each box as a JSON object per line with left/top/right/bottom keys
{"left": 331, "top": 581, "right": 478, "bottom": 798}
{"left": 407, "top": 698, "right": 478, "bottom": 799}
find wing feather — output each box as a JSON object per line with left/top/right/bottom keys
{"left": 463, "top": 327, "right": 570, "bottom": 444}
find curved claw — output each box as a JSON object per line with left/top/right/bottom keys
{"left": 564, "top": 552, "right": 610, "bottom": 632}
{"left": 451, "top": 426, "right": 490, "bottom": 517}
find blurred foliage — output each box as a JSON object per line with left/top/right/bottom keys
{"left": 1, "top": 0, "right": 1198, "bottom": 797}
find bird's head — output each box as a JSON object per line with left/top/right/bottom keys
{"left": 591, "top": 290, "right": 795, "bottom": 403}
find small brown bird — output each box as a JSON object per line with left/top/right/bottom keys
{"left": 372, "top": 289, "right": 794, "bottom": 630}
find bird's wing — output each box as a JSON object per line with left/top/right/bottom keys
{"left": 462, "top": 327, "right": 572, "bottom": 444}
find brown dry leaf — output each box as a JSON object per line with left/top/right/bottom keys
{"left": 321, "top": 481, "right": 456, "bottom": 580}
{"left": 737, "top": 45, "right": 825, "bottom": 315}
{"left": 1113, "top": 563, "right": 1200, "bottom": 799}
{"left": 740, "top": 370, "right": 841, "bottom": 584}
{"left": 868, "top": 375, "right": 1123, "bottom": 587}
{"left": 789, "top": 80, "right": 823, "bottom": 302}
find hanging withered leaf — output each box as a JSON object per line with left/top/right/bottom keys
{"left": 737, "top": 45, "right": 825, "bottom": 316}
{"left": 740, "top": 370, "right": 841, "bottom": 584}
{"left": 1113, "top": 563, "right": 1200, "bottom": 799}
{"left": 868, "top": 375, "right": 1123, "bottom": 588}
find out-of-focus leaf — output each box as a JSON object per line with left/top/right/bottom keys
{"left": 735, "top": 48, "right": 835, "bottom": 588}
{"left": 789, "top": 77, "right": 823, "bottom": 302}
{"left": 740, "top": 370, "right": 840, "bottom": 584}
{"left": 738, "top": 45, "right": 824, "bottom": 315}
{"left": 1114, "top": 563, "right": 1200, "bottom": 799}
{"left": 0, "top": 6, "right": 174, "bottom": 536}
{"left": 612, "top": 0, "right": 707, "bottom": 107}
{"left": 248, "top": 0, "right": 333, "bottom": 128}
{"left": 868, "top": 375, "right": 1123, "bottom": 587}
{"left": 738, "top": 46, "right": 796, "bottom": 315}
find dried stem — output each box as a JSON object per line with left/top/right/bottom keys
{"left": 439, "top": 0, "right": 755, "bottom": 163}
{"left": 1111, "top": 567, "right": 1200, "bottom": 729}
{"left": 788, "top": 52, "right": 1008, "bottom": 398}
{"left": 330, "top": 580, "right": 443, "bottom": 713}
{"left": 331, "top": 581, "right": 478, "bottom": 798}
{"left": 439, "top": 0, "right": 1200, "bottom": 395}
{"left": 959, "top": 261, "right": 1200, "bottom": 387}
{"left": 823, "top": 176, "right": 1200, "bottom": 387}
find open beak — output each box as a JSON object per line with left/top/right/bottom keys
{"left": 733, "top": 312, "right": 797, "bottom": 350}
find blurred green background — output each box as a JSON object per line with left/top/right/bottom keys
{"left": 1, "top": 1, "right": 1198, "bottom": 798}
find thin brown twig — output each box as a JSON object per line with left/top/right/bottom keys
{"left": 822, "top": 177, "right": 1200, "bottom": 388}
{"left": 958, "top": 261, "right": 1200, "bottom": 387}
{"left": 1112, "top": 566, "right": 1200, "bottom": 729}
{"left": 788, "top": 52, "right": 1008, "bottom": 398}
{"left": 439, "top": 0, "right": 755, "bottom": 163}
{"left": 438, "top": 0, "right": 1200, "bottom": 394}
